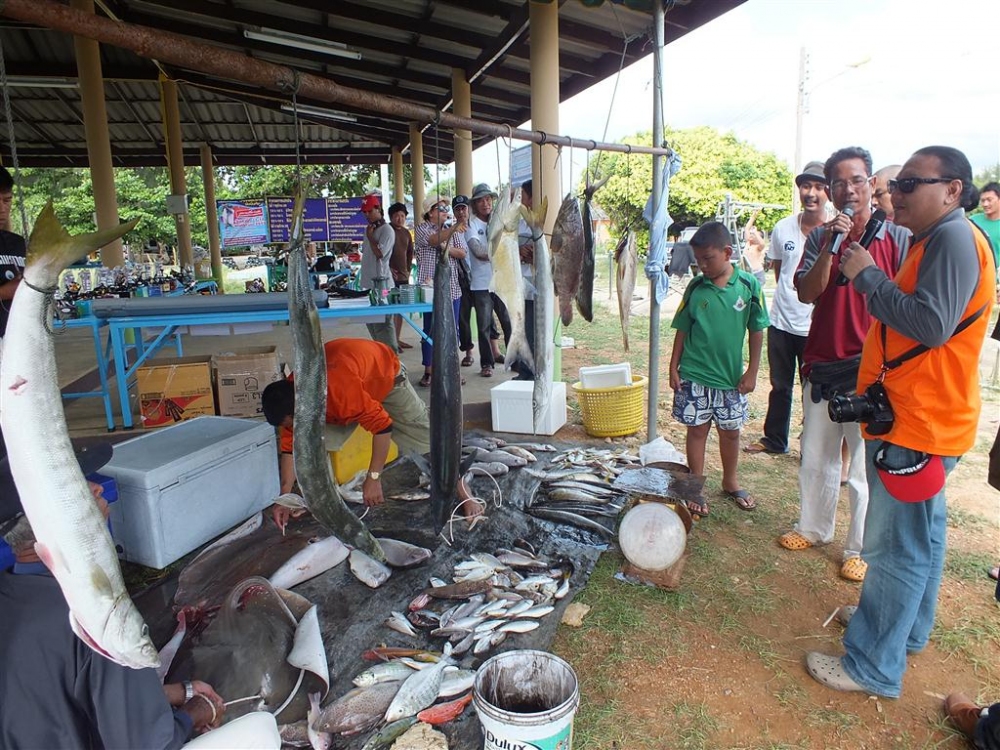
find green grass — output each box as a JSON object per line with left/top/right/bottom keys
{"left": 943, "top": 549, "right": 997, "bottom": 581}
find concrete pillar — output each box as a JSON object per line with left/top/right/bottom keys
{"left": 391, "top": 147, "right": 405, "bottom": 204}
{"left": 529, "top": 0, "right": 561, "bottom": 377}
{"left": 71, "top": 0, "right": 123, "bottom": 267}
{"left": 409, "top": 122, "right": 425, "bottom": 219}
{"left": 200, "top": 143, "right": 223, "bottom": 290}
{"left": 159, "top": 75, "right": 193, "bottom": 269}
{"left": 452, "top": 69, "right": 473, "bottom": 197}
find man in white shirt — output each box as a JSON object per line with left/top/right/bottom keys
{"left": 359, "top": 193, "right": 398, "bottom": 350}
{"left": 744, "top": 161, "right": 828, "bottom": 455}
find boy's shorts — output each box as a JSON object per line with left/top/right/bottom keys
{"left": 672, "top": 379, "right": 748, "bottom": 431}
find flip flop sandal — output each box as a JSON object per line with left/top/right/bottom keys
{"left": 743, "top": 441, "right": 777, "bottom": 454}
{"left": 686, "top": 498, "right": 709, "bottom": 518}
{"left": 988, "top": 566, "right": 999, "bottom": 581}
{"left": 418, "top": 373, "right": 432, "bottom": 388}
{"left": 725, "top": 489, "right": 756, "bottom": 511}
{"left": 398, "top": 341, "right": 413, "bottom": 349}
{"left": 778, "top": 530, "right": 813, "bottom": 551}
{"left": 481, "top": 367, "right": 493, "bottom": 378}
{"left": 461, "top": 354, "right": 474, "bottom": 367}
{"left": 840, "top": 556, "right": 868, "bottom": 582}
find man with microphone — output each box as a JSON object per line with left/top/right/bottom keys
{"left": 778, "top": 147, "right": 910, "bottom": 583}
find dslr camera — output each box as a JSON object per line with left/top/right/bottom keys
{"left": 828, "top": 382, "right": 894, "bottom": 436}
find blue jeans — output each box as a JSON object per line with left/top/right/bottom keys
{"left": 841, "top": 439, "right": 958, "bottom": 697}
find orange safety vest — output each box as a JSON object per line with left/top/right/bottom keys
{"left": 857, "top": 220, "right": 994, "bottom": 455}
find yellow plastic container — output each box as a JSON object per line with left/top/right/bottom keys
{"left": 572, "top": 376, "right": 648, "bottom": 438}
{"left": 328, "top": 425, "right": 399, "bottom": 483}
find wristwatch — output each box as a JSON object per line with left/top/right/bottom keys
{"left": 183, "top": 681, "right": 195, "bottom": 702}
{"left": 367, "top": 471, "right": 381, "bottom": 481}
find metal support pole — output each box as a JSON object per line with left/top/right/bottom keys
{"left": 646, "top": 0, "right": 666, "bottom": 442}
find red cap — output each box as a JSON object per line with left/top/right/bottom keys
{"left": 360, "top": 194, "right": 381, "bottom": 213}
{"left": 874, "top": 445, "right": 945, "bottom": 503}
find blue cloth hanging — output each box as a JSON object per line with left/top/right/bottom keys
{"left": 643, "top": 150, "right": 681, "bottom": 304}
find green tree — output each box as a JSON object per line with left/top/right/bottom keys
{"left": 975, "top": 163, "right": 1000, "bottom": 186}
{"left": 593, "top": 127, "right": 793, "bottom": 246}
{"left": 217, "top": 164, "right": 378, "bottom": 198}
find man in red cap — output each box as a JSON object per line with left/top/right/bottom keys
{"left": 360, "top": 193, "right": 397, "bottom": 350}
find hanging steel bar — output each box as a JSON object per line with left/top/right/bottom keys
{"left": 0, "top": 0, "right": 674, "bottom": 157}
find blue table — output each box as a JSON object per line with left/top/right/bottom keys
{"left": 56, "top": 316, "right": 116, "bottom": 431}
{"left": 107, "top": 302, "right": 432, "bottom": 429}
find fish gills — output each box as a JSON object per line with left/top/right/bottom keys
{"left": 286, "top": 190, "right": 386, "bottom": 561}
{"left": 0, "top": 203, "right": 159, "bottom": 669}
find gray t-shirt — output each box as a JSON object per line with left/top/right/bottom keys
{"left": 360, "top": 221, "right": 395, "bottom": 288}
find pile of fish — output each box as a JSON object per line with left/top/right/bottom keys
{"left": 384, "top": 544, "right": 571, "bottom": 661}
{"left": 286, "top": 645, "right": 476, "bottom": 748}
{"left": 460, "top": 435, "right": 554, "bottom": 479}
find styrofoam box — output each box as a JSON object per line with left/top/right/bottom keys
{"left": 579, "top": 362, "right": 632, "bottom": 389}
{"left": 491, "top": 381, "right": 567, "bottom": 435}
{"left": 102, "top": 416, "right": 279, "bottom": 569}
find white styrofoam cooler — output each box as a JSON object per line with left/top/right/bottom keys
{"left": 491, "top": 381, "right": 567, "bottom": 435}
{"left": 579, "top": 363, "right": 632, "bottom": 389}
{"left": 102, "top": 416, "right": 279, "bottom": 568}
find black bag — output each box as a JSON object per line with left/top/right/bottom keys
{"left": 808, "top": 356, "right": 861, "bottom": 402}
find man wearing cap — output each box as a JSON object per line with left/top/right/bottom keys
{"left": 387, "top": 201, "right": 415, "bottom": 349}
{"left": 360, "top": 194, "right": 398, "bottom": 350}
{"left": 466, "top": 183, "right": 511, "bottom": 373}
{"left": 0, "top": 446, "right": 228, "bottom": 748}
{"left": 780, "top": 147, "right": 909, "bottom": 583}
{"left": 451, "top": 194, "right": 477, "bottom": 366}
{"left": 745, "top": 161, "right": 828, "bottom": 456}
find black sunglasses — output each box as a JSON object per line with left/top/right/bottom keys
{"left": 888, "top": 177, "right": 956, "bottom": 194}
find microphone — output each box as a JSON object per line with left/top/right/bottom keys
{"left": 836, "top": 209, "right": 887, "bottom": 286}
{"left": 827, "top": 206, "right": 855, "bottom": 257}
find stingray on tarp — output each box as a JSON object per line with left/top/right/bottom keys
{"left": 174, "top": 513, "right": 333, "bottom": 610}
{"left": 168, "top": 577, "right": 329, "bottom": 725}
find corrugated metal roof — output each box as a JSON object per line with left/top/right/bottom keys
{"left": 0, "top": 0, "right": 745, "bottom": 167}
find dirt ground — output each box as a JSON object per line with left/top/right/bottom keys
{"left": 548, "top": 291, "right": 1000, "bottom": 750}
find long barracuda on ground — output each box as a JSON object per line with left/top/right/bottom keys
{"left": 285, "top": 190, "right": 386, "bottom": 562}
{"left": 0, "top": 203, "right": 159, "bottom": 668}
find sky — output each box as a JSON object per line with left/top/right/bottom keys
{"left": 466, "top": 0, "right": 1000, "bottom": 194}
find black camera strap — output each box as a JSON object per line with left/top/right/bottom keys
{"left": 878, "top": 303, "right": 988, "bottom": 376}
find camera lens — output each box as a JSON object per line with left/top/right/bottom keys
{"left": 828, "top": 393, "right": 870, "bottom": 424}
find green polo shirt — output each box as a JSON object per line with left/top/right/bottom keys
{"left": 671, "top": 268, "right": 769, "bottom": 389}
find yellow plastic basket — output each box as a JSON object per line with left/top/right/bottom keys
{"left": 572, "top": 376, "right": 648, "bottom": 437}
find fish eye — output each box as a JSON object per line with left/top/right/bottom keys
{"left": 141, "top": 624, "right": 149, "bottom": 638}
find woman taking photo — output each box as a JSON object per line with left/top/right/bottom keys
{"left": 414, "top": 197, "right": 467, "bottom": 388}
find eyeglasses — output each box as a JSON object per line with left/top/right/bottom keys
{"left": 830, "top": 175, "right": 871, "bottom": 192}
{"left": 888, "top": 177, "right": 956, "bottom": 194}
{"left": 431, "top": 205, "right": 446, "bottom": 212}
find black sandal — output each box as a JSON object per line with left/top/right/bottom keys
{"left": 418, "top": 373, "right": 432, "bottom": 388}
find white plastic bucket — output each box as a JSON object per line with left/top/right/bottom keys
{"left": 474, "top": 649, "right": 580, "bottom": 750}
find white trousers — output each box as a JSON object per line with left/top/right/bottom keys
{"left": 796, "top": 380, "right": 869, "bottom": 559}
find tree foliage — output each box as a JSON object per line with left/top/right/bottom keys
{"left": 975, "top": 163, "right": 1000, "bottom": 186}
{"left": 591, "top": 127, "right": 793, "bottom": 241}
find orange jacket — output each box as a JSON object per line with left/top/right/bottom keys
{"left": 858, "top": 220, "right": 994, "bottom": 454}
{"left": 279, "top": 338, "right": 399, "bottom": 453}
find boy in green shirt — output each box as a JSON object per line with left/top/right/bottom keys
{"left": 670, "top": 222, "right": 769, "bottom": 515}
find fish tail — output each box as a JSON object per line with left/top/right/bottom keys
{"left": 559, "top": 296, "right": 573, "bottom": 326}
{"left": 520, "top": 196, "right": 549, "bottom": 231}
{"left": 503, "top": 330, "right": 534, "bottom": 372}
{"left": 584, "top": 175, "right": 610, "bottom": 200}
{"left": 27, "top": 201, "right": 139, "bottom": 281}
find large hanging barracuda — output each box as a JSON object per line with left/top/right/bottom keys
{"left": 0, "top": 203, "right": 159, "bottom": 668}
{"left": 520, "top": 197, "right": 554, "bottom": 433}
{"left": 430, "top": 234, "right": 463, "bottom": 532}
{"left": 286, "top": 191, "right": 386, "bottom": 561}
{"left": 575, "top": 176, "right": 609, "bottom": 323}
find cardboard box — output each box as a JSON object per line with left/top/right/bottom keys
{"left": 103, "top": 417, "right": 279, "bottom": 568}
{"left": 136, "top": 355, "right": 215, "bottom": 429}
{"left": 491, "top": 381, "right": 567, "bottom": 435}
{"left": 212, "top": 346, "right": 282, "bottom": 418}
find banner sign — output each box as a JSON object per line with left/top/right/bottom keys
{"left": 217, "top": 196, "right": 369, "bottom": 247}
{"left": 218, "top": 199, "right": 269, "bottom": 248}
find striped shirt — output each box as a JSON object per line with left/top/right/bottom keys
{"left": 414, "top": 221, "right": 464, "bottom": 300}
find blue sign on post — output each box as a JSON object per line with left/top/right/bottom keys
{"left": 510, "top": 144, "right": 533, "bottom": 189}
{"left": 218, "top": 199, "right": 269, "bottom": 248}
{"left": 217, "top": 197, "right": 371, "bottom": 247}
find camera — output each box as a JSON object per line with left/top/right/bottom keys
{"left": 828, "top": 382, "right": 894, "bottom": 435}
